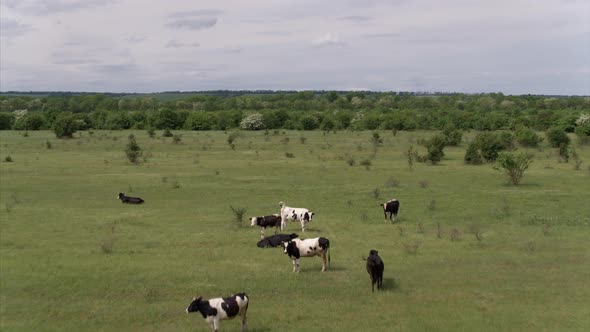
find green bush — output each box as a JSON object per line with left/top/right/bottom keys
{"left": 515, "top": 126, "right": 543, "bottom": 147}
{"left": 300, "top": 115, "right": 319, "bottom": 130}
{"left": 546, "top": 127, "right": 570, "bottom": 148}
{"left": 13, "top": 112, "right": 45, "bottom": 130}
{"left": 125, "top": 134, "right": 143, "bottom": 164}
{"left": 0, "top": 112, "right": 15, "bottom": 130}
{"left": 495, "top": 151, "right": 534, "bottom": 185}
{"left": 474, "top": 132, "right": 506, "bottom": 162}
{"left": 442, "top": 125, "right": 463, "bottom": 146}
{"left": 464, "top": 142, "right": 483, "bottom": 165}
{"left": 240, "top": 113, "right": 265, "bottom": 130}
{"left": 52, "top": 113, "right": 78, "bottom": 138}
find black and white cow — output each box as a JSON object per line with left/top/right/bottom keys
{"left": 283, "top": 237, "right": 330, "bottom": 272}
{"left": 185, "top": 292, "right": 249, "bottom": 332}
{"left": 381, "top": 199, "right": 400, "bottom": 222}
{"left": 257, "top": 233, "right": 298, "bottom": 248}
{"left": 117, "top": 192, "right": 144, "bottom": 204}
{"left": 250, "top": 214, "right": 282, "bottom": 238}
{"left": 279, "top": 201, "right": 314, "bottom": 232}
{"left": 366, "top": 249, "right": 384, "bottom": 293}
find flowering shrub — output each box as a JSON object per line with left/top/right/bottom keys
{"left": 240, "top": 113, "right": 265, "bottom": 130}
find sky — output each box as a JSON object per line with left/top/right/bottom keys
{"left": 1, "top": 0, "right": 589, "bottom": 95}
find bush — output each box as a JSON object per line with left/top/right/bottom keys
{"left": 442, "top": 124, "right": 462, "bottom": 146}
{"left": 464, "top": 142, "right": 484, "bottom": 165}
{"left": 13, "top": 112, "right": 45, "bottom": 130}
{"left": 53, "top": 113, "right": 78, "bottom": 138}
{"left": 162, "top": 128, "right": 173, "bottom": 137}
{"left": 546, "top": 127, "right": 570, "bottom": 148}
{"left": 421, "top": 134, "right": 446, "bottom": 165}
{"left": 300, "top": 115, "right": 319, "bottom": 130}
{"left": 125, "top": 134, "right": 143, "bottom": 164}
{"left": 0, "top": 112, "right": 15, "bottom": 130}
{"left": 515, "top": 126, "right": 543, "bottom": 147}
{"left": 240, "top": 113, "right": 265, "bottom": 130}
{"left": 495, "top": 151, "right": 534, "bottom": 185}
{"left": 474, "top": 132, "right": 506, "bottom": 162}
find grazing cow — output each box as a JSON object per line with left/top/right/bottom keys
{"left": 279, "top": 201, "right": 314, "bottom": 232}
{"left": 257, "top": 233, "right": 298, "bottom": 248}
{"left": 366, "top": 250, "right": 384, "bottom": 292}
{"left": 117, "top": 192, "right": 144, "bottom": 204}
{"left": 185, "top": 292, "right": 249, "bottom": 332}
{"left": 283, "top": 237, "right": 330, "bottom": 272}
{"left": 250, "top": 214, "right": 282, "bottom": 238}
{"left": 381, "top": 199, "right": 400, "bottom": 222}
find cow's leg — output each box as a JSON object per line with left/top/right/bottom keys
{"left": 212, "top": 317, "right": 220, "bottom": 332}
{"left": 292, "top": 258, "right": 297, "bottom": 272}
{"left": 301, "top": 220, "right": 305, "bottom": 232}
{"left": 281, "top": 218, "right": 287, "bottom": 231}
{"left": 209, "top": 320, "right": 215, "bottom": 332}
{"left": 240, "top": 310, "right": 248, "bottom": 332}
{"left": 321, "top": 252, "right": 327, "bottom": 272}
{"left": 260, "top": 227, "right": 265, "bottom": 239}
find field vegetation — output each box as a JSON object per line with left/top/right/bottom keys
{"left": 1, "top": 129, "right": 589, "bottom": 331}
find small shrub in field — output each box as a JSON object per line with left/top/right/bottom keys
{"left": 53, "top": 113, "right": 78, "bottom": 138}
{"left": 571, "top": 147, "right": 583, "bottom": 170}
{"left": 227, "top": 132, "right": 239, "bottom": 145}
{"left": 280, "top": 137, "right": 290, "bottom": 144}
{"left": 515, "top": 126, "right": 543, "bottom": 147}
{"left": 385, "top": 177, "right": 400, "bottom": 188}
{"left": 162, "top": 128, "right": 173, "bottom": 137}
{"left": 546, "top": 127, "right": 570, "bottom": 148}
{"left": 229, "top": 205, "right": 247, "bottom": 228}
{"left": 147, "top": 127, "right": 156, "bottom": 138}
{"left": 398, "top": 226, "right": 404, "bottom": 237}
{"left": 300, "top": 136, "right": 306, "bottom": 144}
{"left": 427, "top": 199, "right": 436, "bottom": 211}
{"left": 171, "top": 180, "right": 181, "bottom": 189}
{"left": 406, "top": 145, "right": 417, "bottom": 170}
{"left": 419, "top": 180, "right": 429, "bottom": 188}
{"left": 402, "top": 241, "right": 420, "bottom": 255}
{"left": 360, "top": 211, "right": 369, "bottom": 222}
{"left": 125, "top": 134, "right": 143, "bottom": 164}
{"left": 360, "top": 158, "right": 372, "bottom": 168}
{"left": 495, "top": 151, "right": 534, "bottom": 185}
{"left": 468, "top": 224, "right": 483, "bottom": 242}
{"left": 543, "top": 223, "right": 551, "bottom": 236}
{"left": 417, "top": 223, "right": 425, "bottom": 234}
{"left": 451, "top": 228, "right": 461, "bottom": 241}
{"left": 346, "top": 156, "right": 356, "bottom": 167}
{"left": 524, "top": 241, "right": 536, "bottom": 254}
{"left": 285, "top": 152, "right": 295, "bottom": 158}
{"left": 371, "top": 188, "right": 381, "bottom": 200}
{"left": 4, "top": 156, "right": 13, "bottom": 162}
{"left": 464, "top": 142, "right": 484, "bottom": 165}
{"left": 437, "top": 222, "right": 442, "bottom": 239}
{"left": 172, "top": 134, "right": 182, "bottom": 144}
{"left": 370, "top": 131, "right": 383, "bottom": 147}
{"left": 46, "top": 140, "right": 52, "bottom": 149}
{"left": 491, "top": 196, "right": 511, "bottom": 218}
{"left": 23, "top": 131, "right": 29, "bottom": 137}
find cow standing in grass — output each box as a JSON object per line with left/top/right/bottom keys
{"left": 279, "top": 201, "right": 314, "bottom": 232}
{"left": 185, "top": 292, "right": 249, "bottom": 332}
{"left": 366, "top": 250, "right": 384, "bottom": 292}
{"left": 250, "top": 214, "right": 282, "bottom": 238}
{"left": 283, "top": 237, "right": 330, "bottom": 272}
{"left": 381, "top": 199, "right": 400, "bottom": 222}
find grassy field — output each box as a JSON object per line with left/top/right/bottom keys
{"left": 1, "top": 129, "right": 589, "bottom": 332}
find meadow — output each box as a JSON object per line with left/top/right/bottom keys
{"left": 1, "top": 129, "right": 589, "bottom": 331}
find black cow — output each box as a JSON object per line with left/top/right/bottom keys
{"left": 185, "top": 292, "right": 249, "bottom": 332}
{"left": 117, "top": 192, "right": 144, "bottom": 204}
{"left": 250, "top": 214, "right": 282, "bottom": 238}
{"left": 381, "top": 199, "right": 400, "bottom": 222}
{"left": 257, "top": 233, "right": 298, "bottom": 248}
{"left": 366, "top": 249, "right": 384, "bottom": 292}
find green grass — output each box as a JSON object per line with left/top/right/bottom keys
{"left": 1, "top": 130, "right": 589, "bottom": 331}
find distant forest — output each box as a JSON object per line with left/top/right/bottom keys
{"left": 1, "top": 91, "right": 589, "bottom": 134}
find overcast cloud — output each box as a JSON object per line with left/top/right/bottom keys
{"left": 1, "top": 0, "right": 588, "bottom": 94}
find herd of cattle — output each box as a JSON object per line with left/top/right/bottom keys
{"left": 118, "top": 192, "right": 400, "bottom": 331}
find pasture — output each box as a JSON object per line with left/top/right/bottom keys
{"left": 1, "top": 129, "right": 589, "bottom": 331}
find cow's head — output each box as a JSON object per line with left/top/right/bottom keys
{"left": 250, "top": 217, "right": 258, "bottom": 226}
{"left": 186, "top": 296, "right": 203, "bottom": 314}
{"left": 369, "top": 249, "right": 379, "bottom": 256}
{"left": 288, "top": 233, "right": 299, "bottom": 240}
{"left": 279, "top": 201, "right": 285, "bottom": 208}
{"left": 117, "top": 193, "right": 125, "bottom": 200}
{"left": 303, "top": 211, "right": 314, "bottom": 222}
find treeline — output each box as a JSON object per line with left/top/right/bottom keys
{"left": 1, "top": 92, "right": 589, "bottom": 134}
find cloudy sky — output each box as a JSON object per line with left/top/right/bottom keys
{"left": 1, "top": 0, "right": 589, "bottom": 94}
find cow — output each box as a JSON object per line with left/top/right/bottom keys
{"left": 279, "top": 201, "right": 314, "bottom": 232}
{"left": 185, "top": 292, "right": 249, "bottom": 332}
{"left": 117, "top": 192, "right": 144, "bottom": 204}
{"left": 250, "top": 214, "right": 282, "bottom": 238}
{"left": 283, "top": 237, "right": 330, "bottom": 272}
{"left": 366, "top": 249, "right": 384, "bottom": 293}
{"left": 257, "top": 233, "right": 298, "bottom": 248}
{"left": 381, "top": 199, "right": 400, "bottom": 222}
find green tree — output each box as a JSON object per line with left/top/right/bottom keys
{"left": 52, "top": 113, "right": 78, "bottom": 138}
{"left": 546, "top": 127, "right": 570, "bottom": 148}
{"left": 125, "top": 134, "right": 143, "bottom": 164}
{"left": 495, "top": 152, "right": 533, "bottom": 185}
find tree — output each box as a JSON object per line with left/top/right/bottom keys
{"left": 495, "top": 152, "right": 533, "bottom": 185}
{"left": 546, "top": 127, "right": 570, "bottom": 148}
{"left": 125, "top": 134, "right": 143, "bottom": 164}
{"left": 53, "top": 113, "right": 77, "bottom": 138}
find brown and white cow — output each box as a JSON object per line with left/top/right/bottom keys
{"left": 381, "top": 199, "right": 400, "bottom": 222}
